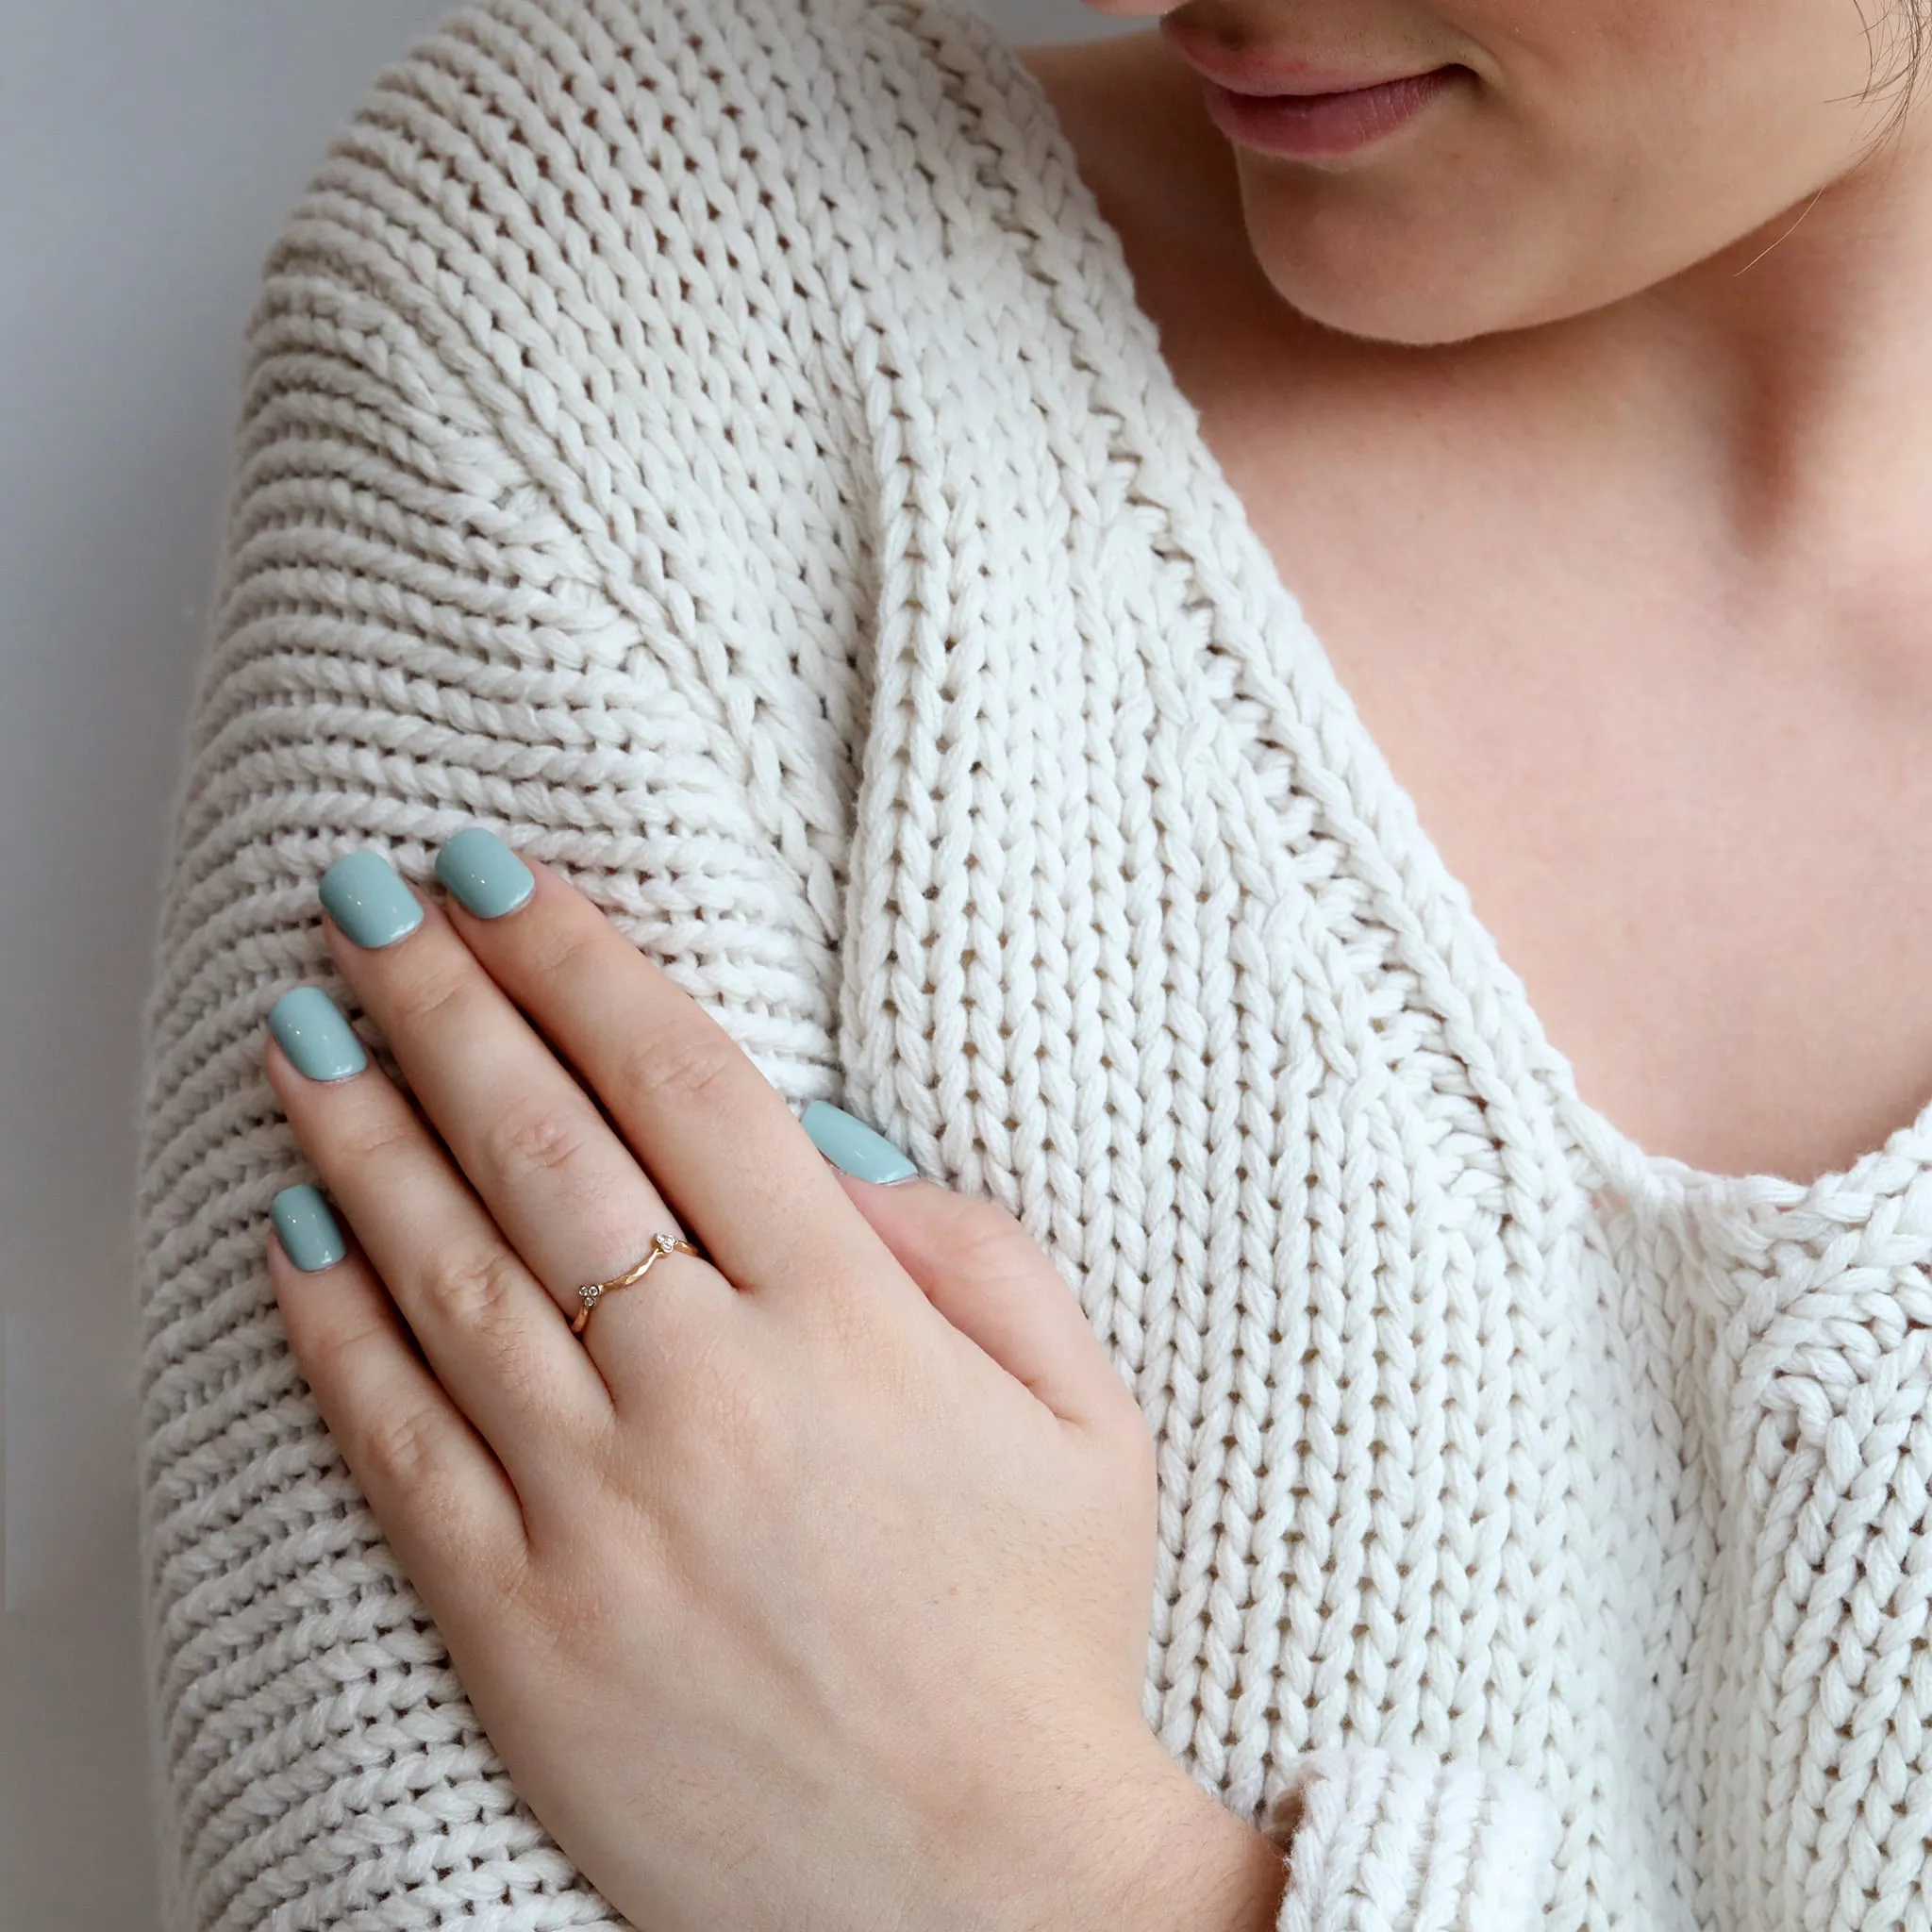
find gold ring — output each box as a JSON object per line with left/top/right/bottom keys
{"left": 569, "top": 1232, "right": 706, "bottom": 1336}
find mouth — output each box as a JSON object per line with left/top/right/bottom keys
{"left": 1159, "top": 20, "right": 1468, "bottom": 159}
{"left": 1202, "top": 70, "right": 1464, "bottom": 160}
{"left": 1159, "top": 18, "right": 1445, "bottom": 97}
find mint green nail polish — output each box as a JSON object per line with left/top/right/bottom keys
{"left": 270, "top": 986, "right": 368, "bottom": 1082}
{"left": 801, "top": 1102, "right": 919, "bottom": 1185}
{"left": 320, "top": 850, "right": 424, "bottom": 950}
{"left": 436, "top": 826, "right": 535, "bottom": 919}
{"left": 272, "top": 1184, "right": 347, "bottom": 1272}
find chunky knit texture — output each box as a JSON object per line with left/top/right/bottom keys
{"left": 133, "top": 1, "right": 1932, "bottom": 1926}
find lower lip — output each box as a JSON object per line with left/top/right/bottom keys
{"left": 1200, "top": 68, "right": 1461, "bottom": 159}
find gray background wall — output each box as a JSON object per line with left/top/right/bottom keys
{"left": 0, "top": 1, "right": 1135, "bottom": 1924}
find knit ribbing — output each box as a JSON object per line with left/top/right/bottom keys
{"left": 1272, "top": 1749, "right": 1558, "bottom": 1932}
{"left": 133, "top": 1, "right": 1932, "bottom": 1927}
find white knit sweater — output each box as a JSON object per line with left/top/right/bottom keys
{"left": 133, "top": 1, "right": 1932, "bottom": 1927}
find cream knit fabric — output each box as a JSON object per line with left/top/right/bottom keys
{"left": 133, "top": 0, "right": 1932, "bottom": 1927}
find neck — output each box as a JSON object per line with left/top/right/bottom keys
{"left": 1555, "top": 125, "right": 1932, "bottom": 580}
{"left": 1082, "top": 26, "right": 1932, "bottom": 589}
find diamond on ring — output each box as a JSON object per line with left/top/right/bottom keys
{"left": 569, "top": 1231, "right": 705, "bottom": 1336}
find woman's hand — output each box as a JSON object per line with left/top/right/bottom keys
{"left": 261, "top": 830, "right": 1285, "bottom": 1932}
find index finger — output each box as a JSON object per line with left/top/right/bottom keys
{"left": 434, "top": 843, "right": 908, "bottom": 1307}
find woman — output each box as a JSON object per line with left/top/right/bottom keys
{"left": 132, "top": 0, "right": 1932, "bottom": 1927}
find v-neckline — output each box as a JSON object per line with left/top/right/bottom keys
{"left": 990, "top": 28, "right": 1932, "bottom": 1225}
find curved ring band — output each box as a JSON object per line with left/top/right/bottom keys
{"left": 570, "top": 1232, "right": 708, "bottom": 1336}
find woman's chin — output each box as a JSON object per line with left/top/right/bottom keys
{"left": 1248, "top": 239, "right": 1569, "bottom": 350}
{"left": 1233, "top": 181, "right": 1574, "bottom": 348}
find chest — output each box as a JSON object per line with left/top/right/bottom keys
{"left": 1125, "top": 251, "right": 1932, "bottom": 1188}
{"left": 1218, "top": 398, "right": 1932, "bottom": 1183}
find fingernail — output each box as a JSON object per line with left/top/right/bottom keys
{"left": 272, "top": 1184, "right": 347, "bottom": 1272}
{"left": 435, "top": 826, "right": 536, "bottom": 919}
{"left": 269, "top": 986, "right": 368, "bottom": 1082}
{"left": 801, "top": 1102, "right": 919, "bottom": 1185}
{"left": 320, "top": 851, "right": 425, "bottom": 950}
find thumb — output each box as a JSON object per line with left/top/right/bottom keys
{"left": 841, "top": 1171, "right": 1135, "bottom": 1432}
{"left": 801, "top": 1106, "right": 1132, "bottom": 1430}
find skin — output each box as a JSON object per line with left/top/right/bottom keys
{"left": 1031, "top": 1, "right": 1932, "bottom": 1185}
{"left": 266, "top": 855, "right": 1290, "bottom": 1932}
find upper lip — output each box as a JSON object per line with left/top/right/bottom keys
{"left": 1159, "top": 20, "right": 1442, "bottom": 98}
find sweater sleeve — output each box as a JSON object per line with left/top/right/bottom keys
{"left": 133, "top": 8, "right": 866, "bottom": 1926}
{"left": 1262, "top": 1748, "right": 1557, "bottom": 1932}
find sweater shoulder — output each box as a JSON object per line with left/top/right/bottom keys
{"left": 256, "top": 0, "right": 1057, "bottom": 350}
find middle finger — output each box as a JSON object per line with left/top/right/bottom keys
{"left": 315, "top": 851, "right": 734, "bottom": 1374}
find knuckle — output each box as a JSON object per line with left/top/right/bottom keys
{"left": 350, "top": 1400, "right": 533, "bottom": 1600}
{"left": 336, "top": 1108, "right": 416, "bottom": 1172}
{"left": 418, "top": 1239, "right": 530, "bottom": 1337}
{"left": 520, "top": 908, "right": 603, "bottom": 989}
{"left": 302, "top": 1304, "right": 390, "bottom": 1399}
{"left": 482, "top": 1103, "right": 595, "bottom": 1189}
{"left": 517, "top": 1563, "right": 623, "bottom": 1666}
{"left": 355, "top": 1395, "right": 453, "bottom": 1492}
{"left": 946, "top": 1198, "right": 1030, "bottom": 1269}
{"left": 384, "top": 960, "right": 467, "bottom": 1032}
{"left": 624, "top": 1023, "right": 741, "bottom": 1113}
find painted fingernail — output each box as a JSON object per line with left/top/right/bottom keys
{"left": 272, "top": 1184, "right": 347, "bottom": 1273}
{"left": 320, "top": 851, "right": 425, "bottom": 950}
{"left": 436, "top": 826, "right": 536, "bottom": 919}
{"left": 269, "top": 986, "right": 368, "bottom": 1082}
{"left": 801, "top": 1102, "right": 919, "bottom": 1185}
